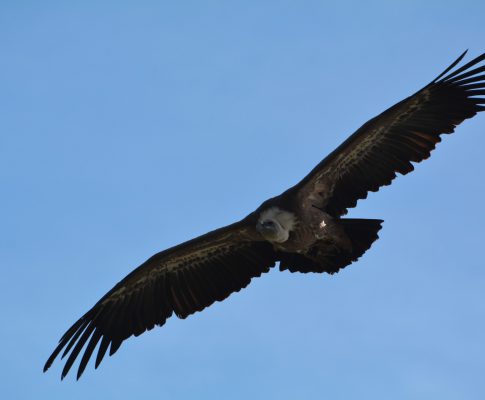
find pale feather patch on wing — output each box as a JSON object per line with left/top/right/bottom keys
{"left": 103, "top": 239, "right": 249, "bottom": 304}
{"left": 332, "top": 89, "right": 432, "bottom": 179}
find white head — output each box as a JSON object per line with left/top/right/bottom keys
{"left": 256, "top": 207, "right": 297, "bottom": 243}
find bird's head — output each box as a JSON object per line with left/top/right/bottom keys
{"left": 256, "top": 207, "right": 296, "bottom": 243}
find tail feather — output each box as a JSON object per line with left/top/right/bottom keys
{"left": 279, "top": 218, "right": 383, "bottom": 274}
{"left": 340, "top": 218, "right": 383, "bottom": 261}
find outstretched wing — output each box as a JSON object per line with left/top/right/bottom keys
{"left": 294, "top": 51, "right": 485, "bottom": 216}
{"left": 44, "top": 219, "right": 276, "bottom": 380}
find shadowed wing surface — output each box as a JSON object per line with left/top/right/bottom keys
{"left": 43, "top": 219, "right": 276, "bottom": 380}
{"left": 294, "top": 51, "right": 485, "bottom": 216}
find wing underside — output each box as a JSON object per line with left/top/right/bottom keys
{"left": 295, "top": 51, "right": 485, "bottom": 216}
{"left": 44, "top": 222, "right": 276, "bottom": 379}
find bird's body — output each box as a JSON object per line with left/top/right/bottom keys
{"left": 252, "top": 191, "right": 383, "bottom": 273}
{"left": 44, "top": 51, "right": 485, "bottom": 379}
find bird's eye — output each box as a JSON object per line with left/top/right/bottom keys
{"left": 263, "top": 220, "right": 275, "bottom": 227}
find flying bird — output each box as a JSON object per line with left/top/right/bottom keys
{"left": 44, "top": 51, "right": 485, "bottom": 379}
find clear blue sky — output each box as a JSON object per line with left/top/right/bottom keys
{"left": 2, "top": 1, "right": 485, "bottom": 399}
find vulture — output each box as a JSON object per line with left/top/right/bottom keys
{"left": 44, "top": 51, "right": 485, "bottom": 379}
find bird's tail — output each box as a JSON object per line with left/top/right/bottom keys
{"left": 339, "top": 218, "right": 383, "bottom": 261}
{"left": 279, "top": 218, "right": 383, "bottom": 274}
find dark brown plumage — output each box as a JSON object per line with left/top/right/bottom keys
{"left": 44, "top": 51, "right": 485, "bottom": 380}
{"left": 293, "top": 51, "right": 485, "bottom": 216}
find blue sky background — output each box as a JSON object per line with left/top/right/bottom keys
{"left": 1, "top": 1, "right": 485, "bottom": 399}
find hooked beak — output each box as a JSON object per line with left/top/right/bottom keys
{"left": 257, "top": 219, "right": 277, "bottom": 234}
